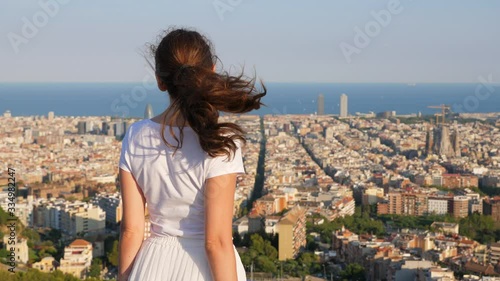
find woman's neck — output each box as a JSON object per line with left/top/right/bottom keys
{"left": 151, "top": 109, "right": 190, "bottom": 127}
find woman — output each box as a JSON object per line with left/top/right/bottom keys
{"left": 117, "top": 27, "right": 265, "bottom": 281}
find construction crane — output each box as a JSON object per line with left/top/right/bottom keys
{"left": 428, "top": 104, "right": 450, "bottom": 125}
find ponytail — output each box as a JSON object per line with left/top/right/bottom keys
{"left": 150, "top": 28, "right": 266, "bottom": 159}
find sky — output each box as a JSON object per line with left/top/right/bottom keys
{"left": 1, "top": 0, "right": 499, "bottom": 83}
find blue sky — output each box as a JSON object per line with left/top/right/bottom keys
{"left": 1, "top": 0, "right": 499, "bottom": 83}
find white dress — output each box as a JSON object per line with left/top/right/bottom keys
{"left": 119, "top": 119, "right": 247, "bottom": 281}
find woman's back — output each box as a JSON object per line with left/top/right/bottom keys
{"left": 119, "top": 118, "right": 245, "bottom": 239}
{"left": 117, "top": 27, "right": 265, "bottom": 281}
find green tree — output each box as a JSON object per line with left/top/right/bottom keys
{"left": 28, "top": 248, "right": 39, "bottom": 264}
{"left": 0, "top": 268, "right": 81, "bottom": 281}
{"left": 297, "top": 252, "right": 321, "bottom": 275}
{"left": 89, "top": 258, "right": 103, "bottom": 278}
{"left": 22, "top": 227, "right": 41, "bottom": 244}
{"left": 107, "top": 240, "right": 119, "bottom": 267}
{"left": 340, "top": 263, "right": 366, "bottom": 281}
{"left": 256, "top": 255, "right": 277, "bottom": 274}
{"left": 240, "top": 234, "right": 279, "bottom": 274}
{"left": 306, "top": 235, "right": 318, "bottom": 251}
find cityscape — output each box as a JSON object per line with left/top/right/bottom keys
{"left": 2, "top": 0, "right": 499, "bottom": 280}
{"left": 1, "top": 93, "right": 500, "bottom": 281}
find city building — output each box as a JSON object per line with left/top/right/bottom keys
{"left": 59, "top": 239, "right": 93, "bottom": 279}
{"left": 331, "top": 196, "right": 355, "bottom": 219}
{"left": 1, "top": 195, "right": 34, "bottom": 227}
{"left": 377, "top": 200, "right": 389, "bottom": 215}
{"left": 430, "top": 222, "right": 459, "bottom": 235}
{"left": 402, "top": 193, "right": 428, "bottom": 216}
{"left": 388, "top": 192, "right": 402, "bottom": 215}
{"left": 340, "top": 94, "right": 348, "bottom": 118}
{"left": 483, "top": 197, "right": 500, "bottom": 223}
{"left": 442, "top": 174, "right": 479, "bottom": 189}
{"left": 428, "top": 196, "right": 452, "bottom": 215}
{"left": 113, "top": 120, "right": 126, "bottom": 138}
{"left": 32, "top": 256, "right": 59, "bottom": 273}
{"left": 426, "top": 124, "right": 460, "bottom": 158}
{"left": 277, "top": 206, "right": 306, "bottom": 260}
{"left": 92, "top": 192, "right": 122, "bottom": 225}
{"left": 2, "top": 236, "right": 29, "bottom": 264}
{"left": 35, "top": 200, "right": 106, "bottom": 236}
{"left": 77, "top": 121, "right": 87, "bottom": 134}
{"left": 264, "top": 215, "right": 281, "bottom": 234}
{"left": 362, "top": 187, "right": 385, "bottom": 206}
{"left": 247, "top": 211, "right": 265, "bottom": 234}
{"left": 48, "top": 111, "right": 54, "bottom": 121}
{"left": 453, "top": 196, "right": 469, "bottom": 218}
{"left": 254, "top": 195, "right": 284, "bottom": 216}
{"left": 489, "top": 242, "right": 500, "bottom": 266}
{"left": 101, "top": 121, "right": 110, "bottom": 135}
{"left": 317, "top": 94, "right": 324, "bottom": 115}
{"left": 232, "top": 216, "right": 249, "bottom": 236}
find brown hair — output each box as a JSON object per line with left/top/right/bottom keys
{"left": 149, "top": 27, "right": 266, "bottom": 159}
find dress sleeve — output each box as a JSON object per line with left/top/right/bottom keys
{"left": 206, "top": 140, "right": 246, "bottom": 179}
{"left": 119, "top": 127, "right": 132, "bottom": 173}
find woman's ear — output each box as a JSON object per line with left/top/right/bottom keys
{"left": 155, "top": 74, "right": 168, "bottom": 91}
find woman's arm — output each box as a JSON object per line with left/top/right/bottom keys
{"left": 204, "top": 173, "right": 239, "bottom": 281}
{"left": 118, "top": 168, "right": 146, "bottom": 281}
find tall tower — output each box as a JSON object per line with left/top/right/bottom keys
{"left": 317, "top": 94, "right": 324, "bottom": 115}
{"left": 77, "top": 121, "right": 86, "bottom": 135}
{"left": 48, "top": 111, "right": 55, "bottom": 121}
{"left": 144, "top": 104, "right": 154, "bottom": 119}
{"left": 340, "top": 94, "right": 348, "bottom": 118}
{"left": 452, "top": 125, "right": 460, "bottom": 157}
{"left": 425, "top": 126, "right": 434, "bottom": 155}
{"left": 113, "top": 120, "right": 126, "bottom": 137}
{"left": 102, "top": 122, "right": 109, "bottom": 135}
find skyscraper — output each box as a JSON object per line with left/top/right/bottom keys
{"left": 451, "top": 124, "right": 461, "bottom": 157}
{"left": 340, "top": 93, "right": 348, "bottom": 118}
{"left": 113, "top": 120, "right": 126, "bottom": 137}
{"left": 144, "top": 104, "right": 154, "bottom": 119}
{"left": 317, "top": 94, "right": 324, "bottom": 115}
{"left": 77, "top": 121, "right": 86, "bottom": 135}
{"left": 102, "top": 122, "right": 110, "bottom": 135}
{"left": 425, "top": 126, "right": 434, "bottom": 155}
{"left": 48, "top": 111, "right": 54, "bottom": 121}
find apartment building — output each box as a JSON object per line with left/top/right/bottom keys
{"left": 277, "top": 206, "right": 306, "bottom": 261}
{"left": 59, "top": 239, "right": 93, "bottom": 279}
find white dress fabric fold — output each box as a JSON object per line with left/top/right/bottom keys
{"left": 128, "top": 235, "right": 247, "bottom": 281}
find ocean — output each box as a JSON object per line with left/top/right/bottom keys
{"left": 0, "top": 82, "right": 499, "bottom": 118}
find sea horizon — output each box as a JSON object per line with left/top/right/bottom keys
{"left": 1, "top": 82, "right": 499, "bottom": 118}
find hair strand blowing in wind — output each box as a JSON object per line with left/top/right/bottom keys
{"left": 149, "top": 27, "right": 266, "bottom": 160}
